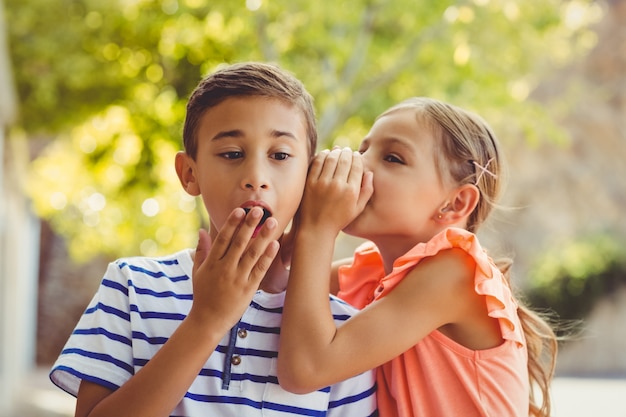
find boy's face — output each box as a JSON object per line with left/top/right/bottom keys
{"left": 176, "top": 96, "right": 310, "bottom": 241}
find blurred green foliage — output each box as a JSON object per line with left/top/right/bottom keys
{"left": 7, "top": 0, "right": 601, "bottom": 261}
{"left": 526, "top": 235, "right": 626, "bottom": 323}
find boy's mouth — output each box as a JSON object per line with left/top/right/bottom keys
{"left": 243, "top": 207, "right": 272, "bottom": 227}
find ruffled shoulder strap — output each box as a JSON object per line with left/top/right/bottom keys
{"left": 340, "top": 228, "right": 525, "bottom": 346}
{"left": 396, "top": 228, "right": 524, "bottom": 346}
{"left": 337, "top": 242, "right": 384, "bottom": 309}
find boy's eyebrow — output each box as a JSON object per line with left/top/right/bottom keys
{"left": 211, "top": 129, "right": 299, "bottom": 141}
{"left": 271, "top": 129, "right": 298, "bottom": 140}
{"left": 211, "top": 130, "right": 244, "bottom": 141}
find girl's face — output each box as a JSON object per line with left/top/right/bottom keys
{"left": 345, "top": 108, "right": 457, "bottom": 251}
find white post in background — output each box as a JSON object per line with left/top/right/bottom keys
{"left": 0, "top": 124, "right": 6, "bottom": 417}
{"left": 0, "top": 0, "right": 13, "bottom": 411}
{"left": 0, "top": 0, "right": 40, "bottom": 414}
{"left": 1, "top": 138, "right": 41, "bottom": 414}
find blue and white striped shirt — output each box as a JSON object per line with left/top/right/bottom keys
{"left": 50, "top": 249, "right": 377, "bottom": 416}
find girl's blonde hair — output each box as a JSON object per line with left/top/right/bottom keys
{"left": 380, "top": 97, "right": 558, "bottom": 417}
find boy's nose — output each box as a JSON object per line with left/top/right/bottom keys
{"left": 244, "top": 182, "right": 268, "bottom": 190}
{"left": 241, "top": 160, "right": 269, "bottom": 190}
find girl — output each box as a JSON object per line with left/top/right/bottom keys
{"left": 278, "top": 97, "right": 558, "bottom": 417}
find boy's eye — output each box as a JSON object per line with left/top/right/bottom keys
{"left": 272, "top": 152, "right": 290, "bottom": 161}
{"left": 220, "top": 151, "right": 243, "bottom": 159}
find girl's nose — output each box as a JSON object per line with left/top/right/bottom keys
{"left": 360, "top": 151, "right": 373, "bottom": 171}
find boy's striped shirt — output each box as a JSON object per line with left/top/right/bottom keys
{"left": 50, "top": 249, "right": 377, "bottom": 416}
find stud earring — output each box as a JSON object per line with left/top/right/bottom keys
{"left": 437, "top": 213, "right": 443, "bottom": 219}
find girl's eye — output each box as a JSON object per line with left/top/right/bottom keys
{"left": 221, "top": 151, "right": 243, "bottom": 159}
{"left": 272, "top": 152, "right": 290, "bottom": 161}
{"left": 384, "top": 154, "right": 404, "bottom": 164}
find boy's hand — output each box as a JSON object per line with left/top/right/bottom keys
{"left": 300, "top": 147, "right": 373, "bottom": 233}
{"left": 189, "top": 207, "right": 279, "bottom": 333}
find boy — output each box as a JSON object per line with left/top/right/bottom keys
{"left": 50, "top": 62, "right": 377, "bottom": 417}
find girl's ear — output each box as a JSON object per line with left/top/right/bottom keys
{"left": 175, "top": 151, "right": 201, "bottom": 196}
{"left": 436, "top": 184, "right": 480, "bottom": 223}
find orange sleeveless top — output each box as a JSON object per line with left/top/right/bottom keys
{"left": 338, "top": 228, "right": 529, "bottom": 417}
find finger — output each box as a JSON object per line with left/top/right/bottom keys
{"left": 249, "top": 240, "right": 280, "bottom": 285}
{"left": 223, "top": 206, "right": 265, "bottom": 259}
{"left": 238, "top": 216, "right": 278, "bottom": 272}
{"left": 210, "top": 208, "right": 246, "bottom": 260}
{"left": 333, "top": 147, "right": 355, "bottom": 181}
{"left": 192, "top": 229, "right": 212, "bottom": 276}
{"left": 346, "top": 151, "right": 365, "bottom": 186}
{"left": 307, "top": 149, "right": 329, "bottom": 181}
{"left": 356, "top": 170, "right": 374, "bottom": 213}
{"left": 319, "top": 148, "right": 342, "bottom": 179}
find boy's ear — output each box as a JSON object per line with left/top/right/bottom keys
{"left": 436, "top": 184, "right": 480, "bottom": 223}
{"left": 175, "top": 151, "right": 201, "bottom": 196}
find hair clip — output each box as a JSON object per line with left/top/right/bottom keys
{"left": 472, "top": 158, "right": 497, "bottom": 184}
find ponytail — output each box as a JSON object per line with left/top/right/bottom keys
{"left": 496, "top": 258, "right": 558, "bottom": 417}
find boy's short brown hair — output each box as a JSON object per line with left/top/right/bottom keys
{"left": 183, "top": 62, "right": 317, "bottom": 159}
